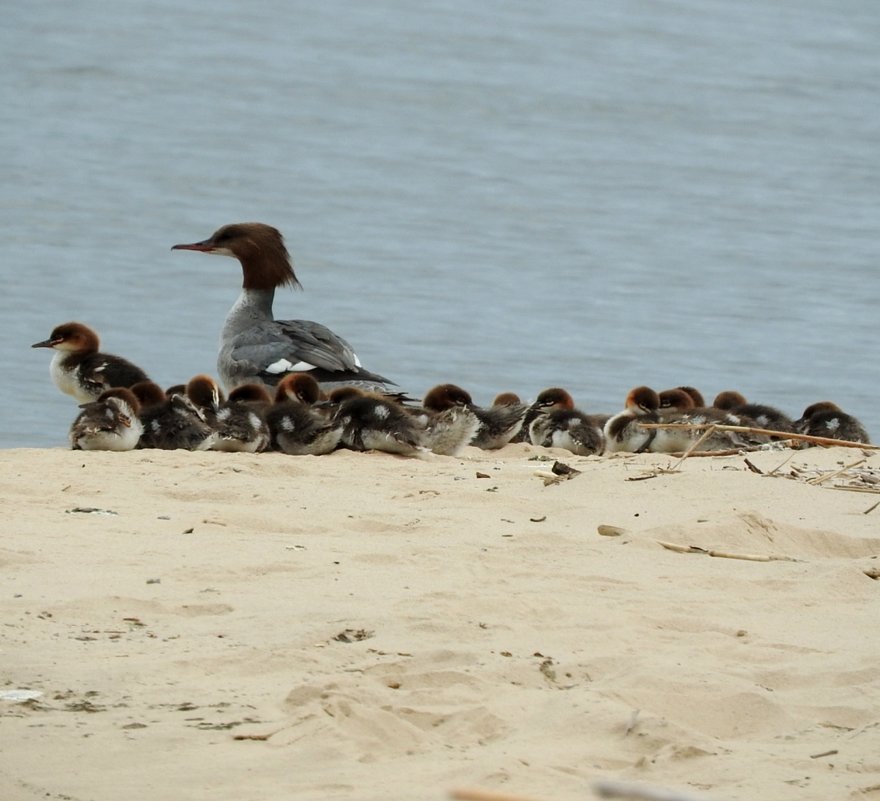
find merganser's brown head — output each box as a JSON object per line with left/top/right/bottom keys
{"left": 492, "top": 391, "right": 522, "bottom": 407}
{"left": 130, "top": 380, "right": 167, "bottom": 409}
{"left": 676, "top": 386, "right": 705, "bottom": 408}
{"left": 186, "top": 374, "right": 224, "bottom": 411}
{"left": 32, "top": 321, "right": 100, "bottom": 353}
{"left": 658, "top": 388, "right": 697, "bottom": 412}
{"left": 713, "top": 390, "right": 748, "bottom": 411}
{"left": 326, "top": 386, "right": 365, "bottom": 405}
{"left": 423, "top": 383, "right": 474, "bottom": 412}
{"left": 624, "top": 386, "right": 660, "bottom": 415}
{"left": 91, "top": 387, "right": 141, "bottom": 417}
{"left": 533, "top": 387, "right": 575, "bottom": 411}
{"left": 274, "top": 373, "right": 323, "bottom": 405}
{"left": 228, "top": 383, "right": 273, "bottom": 405}
{"left": 798, "top": 401, "right": 843, "bottom": 421}
{"left": 172, "top": 222, "right": 302, "bottom": 292}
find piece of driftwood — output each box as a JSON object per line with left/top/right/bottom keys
{"left": 451, "top": 788, "right": 549, "bottom": 801}
{"left": 657, "top": 540, "right": 798, "bottom": 563}
{"left": 767, "top": 452, "right": 795, "bottom": 475}
{"left": 593, "top": 779, "right": 718, "bottom": 801}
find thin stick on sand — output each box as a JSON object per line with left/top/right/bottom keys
{"left": 657, "top": 540, "right": 798, "bottom": 563}
{"left": 806, "top": 458, "right": 867, "bottom": 485}
{"left": 639, "top": 422, "right": 879, "bottom": 451}
{"left": 668, "top": 424, "right": 720, "bottom": 470}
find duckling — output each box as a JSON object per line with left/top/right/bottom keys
{"left": 69, "top": 387, "right": 143, "bottom": 451}
{"left": 266, "top": 374, "right": 343, "bottom": 456}
{"left": 33, "top": 321, "right": 150, "bottom": 403}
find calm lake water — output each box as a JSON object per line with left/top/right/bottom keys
{"left": 3, "top": 0, "right": 878, "bottom": 448}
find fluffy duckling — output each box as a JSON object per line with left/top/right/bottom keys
{"left": 470, "top": 389, "right": 528, "bottom": 449}
{"left": 793, "top": 401, "right": 870, "bottom": 444}
{"left": 603, "top": 386, "right": 662, "bottom": 453}
{"left": 417, "top": 384, "right": 481, "bottom": 456}
{"left": 527, "top": 388, "right": 605, "bottom": 456}
{"left": 69, "top": 387, "right": 143, "bottom": 451}
{"left": 712, "top": 390, "right": 793, "bottom": 434}
{"left": 33, "top": 321, "right": 150, "bottom": 403}
{"left": 133, "top": 381, "right": 215, "bottom": 450}
{"left": 186, "top": 375, "right": 271, "bottom": 453}
{"left": 336, "top": 393, "right": 428, "bottom": 457}
{"left": 266, "top": 374, "right": 343, "bottom": 456}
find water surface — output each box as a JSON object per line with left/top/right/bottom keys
{"left": 2, "top": 0, "right": 878, "bottom": 447}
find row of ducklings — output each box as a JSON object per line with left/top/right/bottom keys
{"left": 68, "top": 377, "right": 871, "bottom": 454}
{"left": 69, "top": 376, "right": 523, "bottom": 455}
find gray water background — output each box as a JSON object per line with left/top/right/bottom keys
{"left": 2, "top": 0, "right": 878, "bottom": 448}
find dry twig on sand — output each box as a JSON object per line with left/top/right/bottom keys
{"left": 657, "top": 540, "right": 799, "bottom": 563}
{"left": 639, "top": 422, "right": 878, "bottom": 451}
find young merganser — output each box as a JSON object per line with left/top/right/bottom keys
{"left": 335, "top": 393, "right": 428, "bottom": 457}
{"left": 658, "top": 388, "right": 697, "bottom": 412}
{"left": 712, "top": 390, "right": 794, "bottom": 433}
{"left": 186, "top": 375, "right": 271, "bottom": 453}
{"left": 526, "top": 388, "right": 606, "bottom": 455}
{"left": 32, "top": 321, "right": 150, "bottom": 403}
{"left": 676, "top": 386, "right": 706, "bottom": 408}
{"left": 132, "top": 381, "right": 215, "bottom": 450}
{"left": 417, "top": 384, "right": 481, "bottom": 456}
{"left": 472, "top": 389, "right": 528, "bottom": 449}
{"left": 69, "top": 388, "right": 143, "bottom": 451}
{"left": 793, "top": 401, "right": 871, "bottom": 444}
{"left": 603, "top": 386, "right": 662, "bottom": 453}
{"left": 266, "top": 374, "right": 343, "bottom": 456}
{"left": 171, "top": 223, "right": 396, "bottom": 394}
{"left": 417, "top": 383, "right": 526, "bottom": 450}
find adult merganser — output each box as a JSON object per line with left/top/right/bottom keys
{"left": 171, "top": 223, "right": 396, "bottom": 394}
{"left": 526, "top": 388, "right": 606, "bottom": 455}
{"left": 417, "top": 384, "right": 481, "bottom": 456}
{"left": 793, "top": 401, "right": 871, "bottom": 444}
{"left": 265, "top": 373, "right": 343, "bottom": 456}
{"left": 32, "top": 321, "right": 150, "bottom": 403}
{"left": 69, "top": 388, "right": 143, "bottom": 451}
{"left": 712, "top": 390, "right": 794, "bottom": 434}
{"left": 186, "top": 375, "right": 271, "bottom": 453}
{"left": 132, "top": 381, "right": 215, "bottom": 451}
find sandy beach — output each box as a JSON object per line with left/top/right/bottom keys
{"left": 2, "top": 443, "right": 879, "bottom": 801}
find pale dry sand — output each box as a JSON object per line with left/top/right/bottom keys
{"left": 1, "top": 444, "right": 879, "bottom": 801}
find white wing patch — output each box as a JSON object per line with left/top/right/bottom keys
{"left": 265, "top": 358, "right": 317, "bottom": 375}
